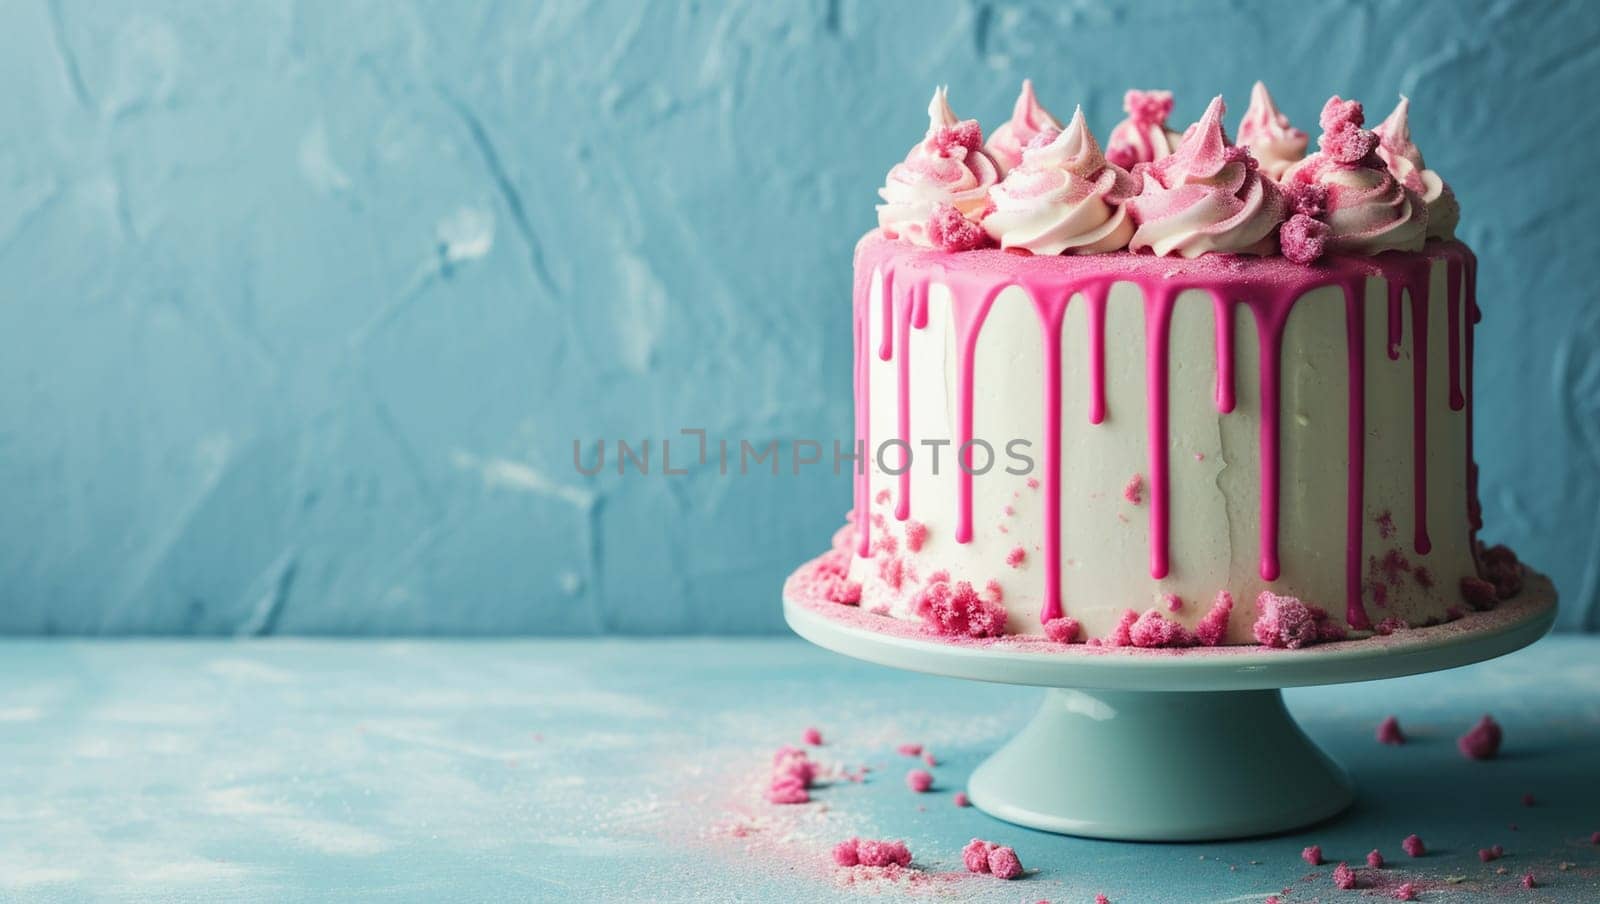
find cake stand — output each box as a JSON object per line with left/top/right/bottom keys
{"left": 783, "top": 569, "right": 1557, "bottom": 842}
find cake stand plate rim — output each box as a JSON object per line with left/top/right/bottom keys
{"left": 782, "top": 567, "right": 1556, "bottom": 692}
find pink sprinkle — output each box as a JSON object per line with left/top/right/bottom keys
{"left": 1393, "top": 883, "right": 1418, "bottom": 901}
{"left": 953, "top": 791, "right": 970, "bottom": 807}
{"left": 1279, "top": 213, "right": 1330, "bottom": 265}
{"left": 1164, "top": 593, "right": 1183, "bottom": 612}
{"left": 855, "top": 838, "right": 913, "bottom": 868}
{"left": 1522, "top": 872, "right": 1537, "bottom": 889}
{"left": 1377, "top": 715, "right": 1406, "bottom": 745}
{"left": 904, "top": 521, "right": 928, "bottom": 552}
{"left": 833, "top": 838, "right": 860, "bottom": 866}
{"left": 896, "top": 743, "right": 923, "bottom": 756}
{"left": 1123, "top": 473, "right": 1145, "bottom": 505}
{"left": 1043, "top": 617, "right": 1082, "bottom": 644}
{"left": 1367, "top": 849, "right": 1384, "bottom": 869}
{"left": 1522, "top": 792, "right": 1535, "bottom": 807}
{"left": 1006, "top": 546, "right": 1026, "bottom": 568}
{"left": 1457, "top": 715, "right": 1503, "bottom": 760}
{"left": 1479, "top": 844, "right": 1504, "bottom": 862}
{"left": 1026, "top": 477, "right": 1040, "bottom": 489}
{"left": 1332, "top": 862, "right": 1357, "bottom": 889}
{"left": 802, "top": 727, "right": 823, "bottom": 746}
{"left": 1402, "top": 834, "right": 1425, "bottom": 857}
{"left": 922, "top": 751, "right": 938, "bottom": 767}
{"left": 987, "top": 845, "right": 1023, "bottom": 880}
{"left": 906, "top": 768, "right": 933, "bottom": 792}
{"left": 962, "top": 838, "right": 997, "bottom": 873}
{"left": 1194, "top": 591, "right": 1234, "bottom": 646}
{"left": 1302, "top": 845, "right": 1322, "bottom": 866}
{"left": 927, "top": 203, "right": 988, "bottom": 252}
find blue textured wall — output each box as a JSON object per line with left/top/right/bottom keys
{"left": 1, "top": 0, "right": 1596, "bottom": 634}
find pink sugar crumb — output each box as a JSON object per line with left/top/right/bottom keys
{"left": 1479, "top": 543, "right": 1525, "bottom": 599}
{"left": 874, "top": 488, "right": 891, "bottom": 505}
{"left": 906, "top": 768, "right": 933, "bottom": 792}
{"left": 1376, "top": 510, "right": 1397, "bottom": 539}
{"left": 851, "top": 838, "right": 913, "bottom": 868}
{"left": 927, "top": 203, "right": 988, "bottom": 253}
{"left": 1254, "top": 592, "right": 1339, "bottom": 649}
{"left": 1164, "top": 593, "right": 1183, "bottom": 612}
{"left": 1377, "top": 715, "right": 1406, "bottom": 745}
{"left": 1521, "top": 792, "right": 1535, "bottom": 806}
{"left": 1457, "top": 714, "right": 1503, "bottom": 760}
{"left": 1393, "top": 883, "right": 1418, "bottom": 901}
{"left": 923, "top": 751, "right": 938, "bottom": 767}
{"left": 1374, "top": 616, "right": 1409, "bottom": 636}
{"left": 897, "top": 743, "right": 922, "bottom": 756}
{"left": 953, "top": 791, "right": 970, "bottom": 807}
{"left": 1302, "top": 845, "right": 1323, "bottom": 866}
{"left": 1367, "top": 849, "right": 1384, "bottom": 869}
{"left": 1332, "top": 862, "right": 1357, "bottom": 889}
{"left": 833, "top": 838, "right": 861, "bottom": 867}
{"left": 916, "top": 578, "right": 1007, "bottom": 638}
{"left": 802, "top": 727, "right": 823, "bottom": 746}
{"left": 1097, "top": 896, "right": 1111, "bottom": 904}
{"left": 1007, "top": 546, "right": 1027, "bottom": 568}
{"left": 962, "top": 839, "right": 997, "bottom": 873}
{"left": 1522, "top": 872, "right": 1537, "bottom": 888}
{"left": 904, "top": 521, "right": 928, "bottom": 552}
{"left": 1123, "top": 473, "right": 1145, "bottom": 505}
{"left": 1402, "top": 834, "right": 1425, "bottom": 857}
{"left": 1279, "top": 214, "right": 1330, "bottom": 265}
{"left": 1461, "top": 576, "right": 1498, "bottom": 611}
{"left": 1043, "top": 617, "right": 1082, "bottom": 644}
{"left": 931, "top": 120, "right": 983, "bottom": 154}
{"left": 1127, "top": 608, "right": 1197, "bottom": 648}
{"left": 987, "top": 845, "right": 1024, "bottom": 880}
{"left": 1195, "top": 591, "right": 1234, "bottom": 646}
{"left": 1479, "top": 844, "right": 1504, "bottom": 862}
{"left": 1591, "top": 831, "right": 1600, "bottom": 844}
{"left": 1026, "top": 477, "right": 1040, "bottom": 490}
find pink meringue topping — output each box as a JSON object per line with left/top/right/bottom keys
{"left": 1106, "top": 89, "right": 1181, "bottom": 169}
{"left": 1127, "top": 96, "right": 1287, "bottom": 257}
{"left": 877, "top": 87, "right": 1002, "bottom": 248}
{"left": 1374, "top": 96, "right": 1459, "bottom": 240}
{"left": 1283, "top": 97, "right": 1429, "bottom": 254}
{"left": 985, "top": 79, "right": 1063, "bottom": 175}
{"left": 982, "top": 106, "right": 1139, "bottom": 255}
{"left": 1236, "top": 81, "right": 1308, "bottom": 181}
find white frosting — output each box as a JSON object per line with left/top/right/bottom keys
{"left": 1236, "top": 81, "right": 1308, "bottom": 181}
{"left": 1375, "top": 96, "right": 1459, "bottom": 241}
{"left": 982, "top": 107, "right": 1136, "bottom": 255}
{"left": 985, "top": 80, "right": 1063, "bottom": 176}
{"left": 875, "top": 88, "right": 1001, "bottom": 247}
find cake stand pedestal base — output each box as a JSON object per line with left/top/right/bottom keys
{"left": 968, "top": 687, "right": 1350, "bottom": 841}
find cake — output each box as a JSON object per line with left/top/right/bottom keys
{"left": 809, "top": 81, "right": 1528, "bottom": 648}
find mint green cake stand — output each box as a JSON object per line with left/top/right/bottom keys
{"left": 783, "top": 571, "right": 1556, "bottom": 842}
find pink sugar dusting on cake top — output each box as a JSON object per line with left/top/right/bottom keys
{"left": 904, "top": 520, "right": 928, "bottom": 552}
{"left": 905, "top": 768, "right": 933, "bottom": 792}
{"left": 802, "top": 727, "right": 823, "bottom": 746}
{"left": 1332, "top": 861, "right": 1357, "bottom": 889}
{"left": 1377, "top": 715, "right": 1406, "bottom": 745}
{"left": 1006, "top": 546, "right": 1027, "bottom": 567}
{"left": 1302, "top": 845, "right": 1323, "bottom": 866}
{"left": 1401, "top": 834, "right": 1425, "bottom": 857}
{"left": 1253, "top": 592, "right": 1345, "bottom": 649}
{"left": 953, "top": 791, "right": 970, "bottom": 807}
{"left": 1457, "top": 714, "right": 1502, "bottom": 760}
{"left": 1123, "top": 473, "right": 1145, "bottom": 505}
{"left": 1393, "top": 882, "right": 1418, "bottom": 901}
{"left": 1478, "top": 844, "right": 1504, "bottom": 862}
{"left": 1367, "top": 849, "right": 1384, "bottom": 869}
{"left": 915, "top": 578, "right": 1007, "bottom": 638}
{"left": 987, "top": 845, "right": 1024, "bottom": 879}
{"left": 1043, "top": 617, "right": 1082, "bottom": 644}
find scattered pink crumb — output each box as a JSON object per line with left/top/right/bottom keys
{"left": 1006, "top": 546, "right": 1027, "bottom": 568}
{"left": 1266, "top": 897, "right": 1281, "bottom": 904}
{"left": 1414, "top": 566, "right": 1434, "bottom": 589}
{"left": 1376, "top": 510, "right": 1396, "bottom": 539}
{"left": 1097, "top": 896, "right": 1111, "bottom": 904}
{"left": 904, "top": 520, "right": 928, "bottom": 552}
{"left": 1043, "top": 617, "right": 1082, "bottom": 644}
{"left": 953, "top": 791, "right": 970, "bottom": 807}
{"left": 988, "top": 845, "right": 1024, "bottom": 880}
{"left": 1374, "top": 616, "right": 1409, "bottom": 635}
{"left": 1195, "top": 591, "right": 1234, "bottom": 646}
{"left": 1457, "top": 714, "right": 1502, "bottom": 760}
{"left": 1164, "top": 593, "right": 1183, "bottom": 612}
{"left": 897, "top": 743, "right": 923, "bottom": 757}
{"left": 1367, "top": 849, "right": 1384, "bottom": 869}
{"left": 767, "top": 745, "right": 818, "bottom": 804}
{"left": 833, "top": 838, "right": 861, "bottom": 866}
{"left": 1521, "top": 792, "right": 1535, "bottom": 807}
{"left": 1461, "top": 576, "right": 1498, "bottom": 611}
{"left": 1402, "top": 834, "right": 1425, "bottom": 857}
{"left": 915, "top": 578, "right": 1007, "bottom": 638}
{"left": 802, "top": 727, "right": 823, "bottom": 746}
{"left": 963, "top": 839, "right": 997, "bottom": 873}
{"left": 1302, "top": 845, "right": 1323, "bottom": 866}
{"left": 1003, "top": 504, "right": 1016, "bottom": 517}
{"left": 1479, "top": 844, "right": 1504, "bottom": 862}
{"left": 1522, "top": 872, "right": 1537, "bottom": 889}
{"left": 1123, "top": 473, "right": 1145, "bottom": 505}
{"left": 1393, "top": 882, "right": 1417, "bottom": 901}
{"left": 1026, "top": 477, "right": 1040, "bottom": 489}
{"left": 906, "top": 769, "right": 933, "bottom": 792}
{"left": 874, "top": 488, "right": 891, "bottom": 505}
{"left": 1377, "top": 715, "right": 1406, "bottom": 745}
{"left": 1195, "top": 452, "right": 1205, "bottom": 461}
{"left": 855, "top": 838, "right": 913, "bottom": 868}
{"left": 1480, "top": 543, "right": 1525, "bottom": 599}
{"left": 1332, "top": 861, "right": 1357, "bottom": 889}
{"left": 1253, "top": 591, "right": 1343, "bottom": 648}
{"left": 1591, "top": 830, "right": 1600, "bottom": 844}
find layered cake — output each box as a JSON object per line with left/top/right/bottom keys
{"left": 794, "top": 81, "right": 1527, "bottom": 648}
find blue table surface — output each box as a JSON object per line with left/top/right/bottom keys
{"left": 0, "top": 636, "right": 1596, "bottom": 903}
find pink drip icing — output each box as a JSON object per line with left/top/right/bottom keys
{"left": 1146, "top": 288, "right": 1176, "bottom": 580}
{"left": 1085, "top": 286, "right": 1109, "bottom": 424}
{"left": 1446, "top": 260, "right": 1464, "bottom": 411}
{"left": 1465, "top": 252, "right": 1480, "bottom": 555}
{"left": 894, "top": 281, "right": 917, "bottom": 521}
{"left": 877, "top": 271, "right": 894, "bottom": 362}
{"left": 851, "top": 233, "right": 1472, "bottom": 630}
{"left": 1211, "top": 290, "right": 1235, "bottom": 413}
{"left": 1408, "top": 266, "right": 1432, "bottom": 556}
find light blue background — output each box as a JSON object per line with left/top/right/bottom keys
{"left": 1, "top": 0, "right": 1596, "bottom": 634}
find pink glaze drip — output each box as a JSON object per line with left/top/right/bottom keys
{"left": 893, "top": 280, "right": 921, "bottom": 521}
{"left": 1211, "top": 290, "right": 1235, "bottom": 413}
{"left": 852, "top": 234, "right": 1473, "bottom": 633}
{"left": 1146, "top": 288, "right": 1177, "bottom": 579}
{"left": 878, "top": 270, "right": 895, "bottom": 362}
{"left": 1446, "top": 260, "right": 1464, "bottom": 410}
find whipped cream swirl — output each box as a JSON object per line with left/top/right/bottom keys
{"left": 982, "top": 106, "right": 1138, "bottom": 255}
{"left": 985, "top": 80, "right": 1063, "bottom": 176}
{"left": 876, "top": 87, "right": 1001, "bottom": 247}
{"left": 1284, "top": 97, "right": 1428, "bottom": 254}
{"left": 1126, "top": 96, "right": 1287, "bottom": 258}
{"left": 1374, "top": 96, "right": 1459, "bottom": 240}
{"left": 1105, "top": 89, "right": 1182, "bottom": 169}
{"left": 1236, "top": 81, "right": 1307, "bottom": 181}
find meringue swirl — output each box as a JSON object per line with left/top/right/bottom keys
{"left": 1127, "top": 96, "right": 1287, "bottom": 258}
{"left": 985, "top": 79, "right": 1063, "bottom": 176}
{"left": 1285, "top": 97, "right": 1429, "bottom": 254}
{"left": 876, "top": 87, "right": 1002, "bottom": 247}
{"left": 1105, "top": 89, "right": 1182, "bottom": 169}
{"left": 1374, "top": 96, "right": 1459, "bottom": 240}
{"left": 982, "top": 106, "right": 1138, "bottom": 255}
{"left": 1236, "top": 81, "right": 1307, "bottom": 181}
